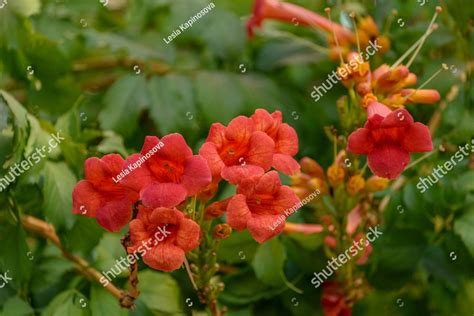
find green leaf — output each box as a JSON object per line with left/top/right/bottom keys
{"left": 147, "top": 74, "right": 198, "bottom": 134}
{"left": 0, "top": 91, "right": 29, "bottom": 169}
{"left": 9, "top": 0, "right": 41, "bottom": 17}
{"left": 252, "top": 237, "right": 286, "bottom": 287}
{"left": 454, "top": 206, "right": 474, "bottom": 257}
{"left": 63, "top": 216, "right": 104, "bottom": 255}
{"left": 200, "top": 9, "right": 245, "bottom": 59}
{"left": 136, "top": 270, "right": 184, "bottom": 314}
{"left": 220, "top": 268, "right": 285, "bottom": 305}
{"left": 0, "top": 221, "right": 32, "bottom": 288}
{"left": 83, "top": 30, "right": 173, "bottom": 62}
{"left": 2, "top": 296, "right": 34, "bottom": 316}
{"left": 195, "top": 71, "right": 244, "bottom": 124}
{"left": 98, "top": 75, "right": 149, "bottom": 138}
{"left": 42, "top": 290, "right": 89, "bottom": 316}
{"left": 90, "top": 285, "right": 127, "bottom": 316}
{"left": 93, "top": 233, "right": 127, "bottom": 276}
{"left": 218, "top": 230, "right": 259, "bottom": 264}
{"left": 41, "top": 161, "right": 77, "bottom": 231}
{"left": 238, "top": 74, "right": 282, "bottom": 113}
{"left": 97, "top": 131, "right": 128, "bottom": 157}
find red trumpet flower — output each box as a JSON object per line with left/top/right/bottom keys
{"left": 251, "top": 109, "right": 300, "bottom": 175}
{"left": 72, "top": 154, "right": 138, "bottom": 232}
{"left": 121, "top": 134, "right": 211, "bottom": 208}
{"left": 347, "top": 102, "right": 433, "bottom": 179}
{"left": 199, "top": 115, "right": 275, "bottom": 185}
{"left": 226, "top": 171, "right": 300, "bottom": 243}
{"left": 128, "top": 206, "right": 200, "bottom": 272}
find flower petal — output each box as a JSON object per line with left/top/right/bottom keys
{"left": 175, "top": 217, "right": 201, "bottom": 252}
{"left": 254, "top": 170, "right": 281, "bottom": 195}
{"left": 402, "top": 122, "right": 433, "bottom": 153}
{"left": 72, "top": 180, "right": 100, "bottom": 217}
{"left": 272, "top": 153, "right": 300, "bottom": 175}
{"left": 96, "top": 197, "right": 133, "bottom": 232}
{"left": 275, "top": 123, "right": 298, "bottom": 155}
{"left": 247, "top": 214, "right": 285, "bottom": 243}
{"left": 221, "top": 165, "right": 264, "bottom": 185}
{"left": 226, "top": 194, "right": 251, "bottom": 231}
{"left": 206, "top": 123, "right": 226, "bottom": 147}
{"left": 85, "top": 154, "right": 124, "bottom": 184}
{"left": 142, "top": 242, "right": 185, "bottom": 272}
{"left": 225, "top": 116, "right": 255, "bottom": 142}
{"left": 367, "top": 145, "right": 410, "bottom": 179}
{"left": 347, "top": 128, "right": 374, "bottom": 154}
{"left": 180, "top": 155, "right": 212, "bottom": 195}
{"left": 140, "top": 183, "right": 187, "bottom": 208}
{"left": 120, "top": 154, "right": 154, "bottom": 192}
{"left": 247, "top": 131, "right": 274, "bottom": 170}
{"left": 128, "top": 219, "right": 151, "bottom": 253}
{"left": 199, "top": 142, "right": 225, "bottom": 178}
{"left": 380, "top": 109, "right": 414, "bottom": 127}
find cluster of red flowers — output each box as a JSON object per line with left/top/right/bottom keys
{"left": 247, "top": 0, "right": 438, "bottom": 180}
{"left": 72, "top": 109, "right": 300, "bottom": 271}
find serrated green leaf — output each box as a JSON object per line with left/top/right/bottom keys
{"left": 98, "top": 75, "right": 149, "bottom": 138}
{"left": 42, "top": 161, "right": 77, "bottom": 230}
{"left": 148, "top": 74, "right": 198, "bottom": 134}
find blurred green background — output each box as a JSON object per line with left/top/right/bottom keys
{"left": 0, "top": 0, "right": 473, "bottom": 315}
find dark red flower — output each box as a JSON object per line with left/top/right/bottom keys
{"left": 121, "top": 134, "right": 211, "bottom": 208}
{"left": 347, "top": 102, "right": 433, "bottom": 179}
{"left": 226, "top": 171, "right": 299, "bottom": 243}
{"left": 199, "top": 116, "right": 275, "bottom": 185}
{"left": 128, "top": 206, "right": 200, "bottom": 272}
{"left": 72, "top": 154, "right": 138, "bottom": 232}
{"left": 322, "top": 282, "right": 352, "bottom": 316}
{"left": 251, "top": 109, "right": 300, "bottom": 175}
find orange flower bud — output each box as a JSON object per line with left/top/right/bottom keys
{"left": 376, "top": 65, "right": 409, "bottom": 91}
{"left": 361, "top": 93, "right": 378, "bottom": 109}
{"left": 205, "top": 198, "right": 230, "bottom": 220}
{"left": 372, "top": 64, "right": 390, "bottom": 82}
{"left": 308, "top": 177, "right": 326, "bottom": 194}
{"left": 347, "top": 175, "right": 365, "bottom": 196}
{"left": 365, "top": 176, "right": 389, "bottom": 192}
{"left": 327, "top": 164, "right": 345, "bottom": 185}
{"left": 292, "top": 186, "right": 311, "bottom": 200}
{"left": 213, "top": 224, "right": 232, "bottom": 240}
{"left": 358, "top": 16, "right": 378, "bottom": 36}
{"left": 376, "top": 35, "right": 391, "bottom": 54}
{"left": 382, "top": 93, "right": 405, "bottom": 108}
{"left": 300, "top": 157, "right": 325, "bottom": 179}
{"left": 290, "top": 172, "right": 311, "bottom": 186}
{"left": 284, "top": 222, "right": 323, "bottom": 235}
{"left": 401, "top": 89, "right": 441, "bottom": 104}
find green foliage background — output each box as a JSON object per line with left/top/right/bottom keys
{"left": 0, "top": 0, "right": 473, "bottom": 315}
